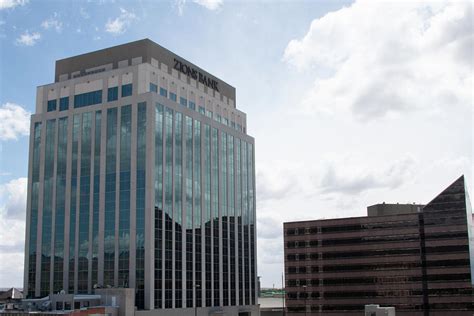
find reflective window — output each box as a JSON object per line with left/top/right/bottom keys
{"left": 40, "top": 119, "right": 55, "bottom": 297}
{"left": 119, "top": 105, "right": 131, "bottom": 288}
{"left": 174, "top": 112, "right": 183, "bottom": 308}
{"left": 189, "top": 101, "right": 196, "bottom": 111}
{"left": 47, "top": 99, "right": 57, "bottom": 112}
{"left": 104, "top": 107, "right": 117, "bottom": 287}
{"left": 180, "top": 97, "right": 187, "bottom": 107}
{"left": 170, "top": 92, "right": 177, "bottom": 102}
{"left": 59, "top": 97, "right": 69, "bottom": 111}
{"left": 164, "top": 106, "right": 173, "bottom": 308}
{"left": 69, "top": 115, "right": 80, "bottom": 293}
{"left": 136, "top": 102, "right": 146, "bottom": 309}
{"left": 121, "top": 84, "right": 133, "bottom": 97}
{"left": 154, "top": 103, "right": 164, "bottom": 308}
{"left": 53, "top": 117, "right": 67, "bottom": 293}
{"left": 108, "top": 87, "right": 118, "bottom": 102}
{"left": 160, "top": 87, "right": 168, "bottom": 98}
{"left": 92, "top": 111, "right": 101, "bottom": 288}
{"left": 27, "top": 122, "right": 41, "bottom": 298}
{"left": 74, "top": 90, "right": 102, "bottom": 108}
{"left": 150, "top": 83, "right": 158, "bottom": 93}
{"left": 78, "top": 112, "right": 92, "bottom": 293}
{"left": 194, "top": 119, "right": 202, "bottom": 307}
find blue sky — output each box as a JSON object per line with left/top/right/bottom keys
{"left": 0, "top": 0, "right": 472, "bottom": 289}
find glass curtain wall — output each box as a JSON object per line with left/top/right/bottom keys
{"left": 28, "top": 122, "right": 42, "bottom": 297}
{"left": 104, "top": 108, "right": 117, "bottom": 287}
{"left": 78, "top": 112, "right": 92, "bottom": 293}
{"left": 136, "top": 102, "right": 147, "bottom": 309}
{"left": 69, "top": 115, "right": 80, "bottom": 293}
{"left": 118, "top": 105, "right": 131, "bottom": 287}
{"left": 92, "top": 111, "right": 101, "bottom": 287}
{"left": 53, "top": 117, "right": 67, "bottom": 293}
{"left": 154, "top": 103, "right": 164, "bottom": 308}
{"left": 40, "top": 119, "right": 56, "bottom": 297}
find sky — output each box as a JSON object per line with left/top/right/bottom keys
{"left": 0, "top": 0, "right": 472, "bottom": 289}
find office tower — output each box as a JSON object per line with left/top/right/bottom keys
{"left": 24, "top": 39, "right": 258, "bottom": 315}
{"left": 284, "top": 176, "right": 473, "bottom": 315}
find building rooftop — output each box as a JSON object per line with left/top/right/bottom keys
{"left": 54, "top": 38, "right": 236, "bottom": 102}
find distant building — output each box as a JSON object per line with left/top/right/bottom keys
{"left": 0, "top": 288, "right": 23, "bottom": 311}
{"left": 284, "top": 176, "right": 473, "bottom": 315}
{"left": 367, "top": 203, "right": 424, "bottom": 217}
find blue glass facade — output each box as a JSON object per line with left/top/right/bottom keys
{"left": 27, "top": 101, "right": 256, "bottom": 308}
{"left": 40, "top": 119, "right": 56, "bottom": 297}
{"left": 136, "top": 102, "right": 147, "bottom": 309}
{"left": 154, "top": 103, "right": 164, "bottom": 309}
{"left": 47, "top": 100, "right": 57, "bottom": 112}
{"left": 121, "top": 84, "right": 132, "bottom": 98}
{"left": 53, "top": 117, "right": 68, "bottom": 293}
{"left": 78, "top": 112, "right": 92, "bottom": 293}
{"left": 92, "top": 111, "right": 101, "bottom": 287}
{"left": 74, "top": 90, "right": 102, "bottom": 108}
{"left": 27, "top": 122, "right": 41, "bottom": 297}
{"left": 69, "top": 114, "right": 80, "bottom": 293}
{"left": 59, "top": 97, "right": 69, "bottom": 111}
{"left": 108, "top": 87, "right": 118, "bottom": 102}
{"left": 118, "top": 105, "right": 131, "bottom": 287}
{"left": 104, "top": 107, "right": 117, "bottom": 287}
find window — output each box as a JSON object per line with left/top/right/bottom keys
{"left": 199, "top": 106, "right": 205, "bottom": 115}
{"left": 150, "top": 83, "right": 158, "bottom": 93}
{"left": 180, "top": 97, "right": 187, "bottom": 107}
{"left": 47, "top": 99, "right": 57, "bottom": 112}
{"left": 170, "top": 92, "right": 177, "bottom": 102}
{"left": 237, "top": 123, "right": 242, "bottom": 132}
{"left": 189, "top": 101, "right": 196, "bottom": 110}
{"left": 206, "top": 110, "right": 213, "bottom": 118}
{"left": 59, "top": 97, "right": 69, "bottom": 111}
{"left": 231, "top": 121, "right": 236, "bottom": 128}
{"left": 215, "top": 114, "right": 222, "bottom": 123}
{"left": 160, "top": 87, "right": 168, "bottom": 97}
{"left": 122, "top": 84, "right": 133, "bottom": 97}
{"left": 223, "top": 118, "right": 229, "bottom": 126}
{"left": 108, "top": 87, "right": 118, "bottom": 102}
{"left": 74, "top": 90, "right": 102, "bottom": 108}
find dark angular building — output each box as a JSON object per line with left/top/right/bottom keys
{"left": 284, "top": 176, "right": 473, "bottom": 315}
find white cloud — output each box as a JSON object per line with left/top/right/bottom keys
{"left": 193, "top": 0, "right": 222, "bottom": 11}
{"left": 0, "top": 252, "right": 24, "bottom": 287}
{"left": 173, "top": 0, "right": 222, "bottom": 15}
{"left": 0, "top": 103, "right": 31, "bottom": 140}
{"left": 105, "top": 7, "right": 136, "bottom": 35}
{"left": 0, "top": 177, "right": 27, "bottom": 220}
{"left": 174, "top": 0, "right": 186, "bottom": 16}
{"left": 319, "top": 155, "right": 417, "bottom": 195}
{"left": 257, "top": 162, "right": 301, "bottom": 205}
{"left": 0, "top": 0, "right": 27, "bottom": 10}
{"left": 0, "top": 177, "right": 27, "bottom": 287}
{"left": 283, "top": 1, "right": 473, "bottom": 120}
{"left": 41, "top": 13, "right": 62, "bottom": 32}
{"left": 15, "top": 31, "right": 40, "bottom": 46}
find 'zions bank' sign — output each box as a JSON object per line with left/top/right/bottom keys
{"left": 173, "top": 58, "right": 219, "bottom": 92}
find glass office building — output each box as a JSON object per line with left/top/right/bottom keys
{"left": 24, "top": 39, "right": 258, "bottom": 315}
